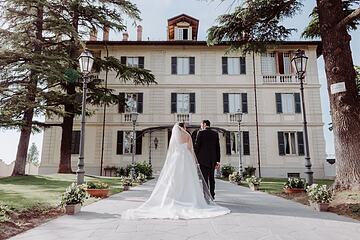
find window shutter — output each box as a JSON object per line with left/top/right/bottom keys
{"left": 120, "top": 56, "right": 127, "bottom": 65}
{"left": 275, "top": 93, "right": 282, "bottom": 113}
{"left": 189, "top": 93, "right": 195, "bottom": 113}
{"left": 294, "top": 93, "right": 301, "bottom": 113}
{"left": 225, "top": 132, "right": 231, "bottom": 155}
{"left": 171, "top": 57, "right": 177, "bottom": 74}
{"left": 222, "top": 57, "right": 228, "bottom": 74}
{"left": 171, "top": 93, "right": 177, "bottom": 113}
{"left": 223, "top": 93, "right": 229, "bottom": 113}
{"left": 138, "top": 57, "right": 144, "bottom": 69}
{"left": 137, "top": 93, "right": 143, "bottom": 113}
{"left": 118, "top": 93, "right": 125, "bottom": 113}
{"left": 243, "top": 131, "right": 250, "bottom": 155}
{"left": 189, "top": 57, "right": 195, "bottom": 74}
{"left": 241, "top": 93, "right": 248, "bottom": 113}
{"left": 116, "top": 131, "right": 123, "bottom": 155}
{"left": 240, "top": 57, "right": 246, "bottom": 74}
{"left": 297, "top": 131, "right": 305, "bottom": 156}
{"left": 136, "top": 131, "right": 142, "bottom": 155}
{"left": 71, "top": 131, "right": 80, "bottom": 154}
{"left": 278, "top": 131, "right": 285, "bottom": 155}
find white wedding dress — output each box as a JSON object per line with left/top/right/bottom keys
{"left": 122, "top": 124, "right": 230, "bottom": 220}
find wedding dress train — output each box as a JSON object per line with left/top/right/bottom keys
{"left": 121, "top": 124, "right": 230, "bottom": 220}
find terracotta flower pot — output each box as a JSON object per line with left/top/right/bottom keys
{"left": 86, "top": 189, "right": 109, "bottom": 198}
{"left": 310, "top": 201, "right": 329, "bottom": 212}
{"left": 65, "top": 203, "right": 81, "bottom": 215}
{"left": 284, "top": 188, "right": 304, "bottom": 194}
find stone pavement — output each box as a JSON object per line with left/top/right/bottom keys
{"left": 11, "top": 179, "right": 360, "bottom": 240}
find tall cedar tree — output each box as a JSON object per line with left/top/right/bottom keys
{"left": 208, "top": 0, "right": 360, "bottom": 190}
{"left": 0, "top": 0, "right": 155, "bottom": 175}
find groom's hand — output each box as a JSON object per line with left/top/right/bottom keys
{"left": 215, "top": 162, "right": 220, "bottom": 169}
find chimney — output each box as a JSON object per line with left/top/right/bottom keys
{"left": 90, "top": 28, "right": 97, "bottom": 41}
{"left": 122, "top": 32, "right": 129, "bottom": 41}
{"left": 103, "top": 25, "right": 109, "bottom": 41}
{"left": 137, "top": 25, "right": 143, "bottom": 41}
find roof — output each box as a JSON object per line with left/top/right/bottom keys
{"left": 167, "top": 14, "right": 199, "bottom": 23}
{"left": 86, "top": 40, "right": 323, "bottom": 57}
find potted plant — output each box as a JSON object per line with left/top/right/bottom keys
{"left": 136, "top": 173, "right": 146, "bottom": 184}
{"left": 246, "top": 175, "right": 261, "bottom": 191}
{"left": 60, "top": 183, "right": 88, "bottom": 215}
{"left": 121, "top": 176, "right": 133, "bottom": 191}
{"left": 306, "top": 184, "right": 333, "bottom": 211}
{"left": 229, "top": 172, "right": 242, "bottom": 185}
{"left": 85, "top": 181, "right": 110, "bottom": 198}
{"left": 283, "top": 177, "right": 306, "bottom": 193}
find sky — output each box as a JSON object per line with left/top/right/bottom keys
{"left": 0, "top": 0, "right": 359, "bottom": 164}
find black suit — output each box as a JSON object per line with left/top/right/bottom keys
{"left": 195, "top": 128, "right": 220, "bottom": 198}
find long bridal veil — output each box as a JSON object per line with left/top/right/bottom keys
{"left": 121, "top": 123, "right": 230, "bottom": 220}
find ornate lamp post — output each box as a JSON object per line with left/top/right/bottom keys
{"left": 76, "top": 50, "right": 94, "bottom": 185}
{"left": 292, "top": 49, "right": 313, "bottom": 185}
{"left": 130, "top": 112, "right": 139, "bottom": 179}
{"left": 235, "top": 111, "right": 243, "bottom": 178}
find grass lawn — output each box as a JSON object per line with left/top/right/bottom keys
{"left": 0, "top": 174, "right": 127, "bottom": 239}
{"left": 0, "top": 174, "right": 124, "bottom": 211}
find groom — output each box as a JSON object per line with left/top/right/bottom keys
{"left": 195, "top": 120, "right": 220, "bottom": 199}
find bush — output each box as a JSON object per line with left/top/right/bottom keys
{"left": 307, "top": 184, "right": 333, "bottom": 204}
{"left": 126, "top": 161, "right": 152, "bottom": 178}
{"left": 221, "top": 164, "right": 235, "bottom": 178}
{"left": 229, "top": 172, "right": 241, "bottom": 183}
{"left": 0, "top": 204, "right": 11, "bottom": 223}
{"left": 60, "top": 183, "right": 88, "bottom": 206}
{"left": 121, "top": 176, "right": 133, "bottom": 186}
{"left": 246, "top": 176, "right": 261, "bottom": 186}
{"left": 116, "top": 167, "right": 128, "bottom": 177}
{"left": 243, "top": 166, "right": 256, "bottom": 178}
{"left": 284, "top": 177, "right": 306, "bottom": 189}
{"left": 85, "top": 181, "right": 109, "bottom": 189}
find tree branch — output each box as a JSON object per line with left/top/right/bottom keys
{"left": 336, "top": 7, "right": 360, "bottom": 30}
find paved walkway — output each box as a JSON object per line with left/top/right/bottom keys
{"left": 12, "top": 179, "right": 360, "bottom": 240}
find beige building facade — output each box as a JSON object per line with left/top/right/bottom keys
{"left": 39, "top": 14, "right": 326, "bottom": 178}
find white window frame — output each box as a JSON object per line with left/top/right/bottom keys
{"left": 261, "top": 53, "right": 276, "bottom": 75}
{"left": 126, "top": 57, "right": 139, "bottom": 67}
{"left": 176, "top": 93, "right": 190, "bottom": 113}
{"left": 227, "top": 57, "right": 241, "bottom": 75}
{"left": 230, "top": 132, "right": 241, "bottom": 154}
{"left": 177, "top": 57, "right": 190, "bottom": 75}
{"left": 281, "top": 93, "right": 295, "bottom": 114}
{"left": 283, "top": 132, "right": 297, "bottom": 155}
{"left": 228, "top": 93, "right": 241, "bottom": 113}
{"left": 123, "top": 131, "right": 136, "bottom": 154}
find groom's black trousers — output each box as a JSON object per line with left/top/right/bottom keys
{"left": 200, "top": 165, "right": 215, "bottom": 198}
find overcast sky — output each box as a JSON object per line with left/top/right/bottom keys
{"left": 1, "top": 0, "right": 359, "bottom": 164}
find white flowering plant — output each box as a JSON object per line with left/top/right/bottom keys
{"left": 60, "top": 183, "right": 88, "bottom": 206}
{"left": 121, "top": 176, "right": 133, "bottom": 186}
{"left": 306, "top": 184, "right": 333, "bottom": 204}
{"left": 246, "top": 175, "right": 261, "bottom": 186}
{"left": 229, "top": 172, "right": 242, "bottom": 183}
{"left": 136, "top": 173, "right": 146, "bottom": 183}
{"left": 284, "top": 177, "right": 306, "bottom": 189}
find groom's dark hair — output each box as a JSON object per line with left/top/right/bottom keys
{"left": 202, "top": 120, "right": 211, "bottom": 127}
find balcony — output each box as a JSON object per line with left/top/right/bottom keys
{"left": 175, "top": 113, "right": 191, "bottom": 123}
{"left": 262, "top": 75, "right": 301, "bottom": 84}
{"left": 123, "top": 114, "right": 132, "bottom": 122}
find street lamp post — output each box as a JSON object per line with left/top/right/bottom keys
{"left": 76, "top": 50, "right": 94, "bottom": 185}
{"left": 235, "top": 111, "right": 243, "bottom": 178}
{"left": 292, "top": 49, "right": 313, "bottom": 185}
{"left": 130, "top": 112, "right": 139, "bottom": 179}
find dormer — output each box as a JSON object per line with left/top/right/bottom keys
{"left": 167, "top": 14, "right": 199, "bottom": 41}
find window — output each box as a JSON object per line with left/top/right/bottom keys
{"left": 175, "top": 27, "right": 192, "bottom": 40}
{"left": 171, "top": 93, "right": 195, "bottom": 113}
{"left": 261, "top": 52, "right": 293, "bottom": 75}
{"left": 120, "top": 56, "right": 144, "bottom": 68}
{"left": 171, "top": 57, "right": 195, "bottom": 75}
{"left": 118, "top": 93, "right": 143, "bottom": 114}
{"left": 222, "top": 57, "right": 246, "bottom": 75}
{"left": 71, "top": 131, "right": 80, "bottom": 154}
{"left": 223, "top": 93, "right": 248, "bottom": 114}
{"left": 278, "top": 131, "right": 304, "bottom": 156}
{"left": 226, "top": 131, "right": 250, "bottom": 155}
{"left": 116, "top": 131, "right": 142, "bottom": 155}
{"left": 275, "top": 93, "right": 301, "bottom": 114}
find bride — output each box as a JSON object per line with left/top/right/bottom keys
{"left": 122, "top": 122, "right": 230, "bottom": 220}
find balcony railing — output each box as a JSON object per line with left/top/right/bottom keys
{"left": 123, "top": 114, "right": 132, "bottom": 122}
{"left": 263, "top": 75, "right": 301, "bottom": 84}
{"left": 176, "top": 113, "right": 191, "bottom": 123}
{"left": 229, "top": 114, "right": 237, "bottom": 122}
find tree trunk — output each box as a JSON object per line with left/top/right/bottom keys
{"left": 12, "top": 109, "right": 34, "bottom": 176}
{"left": 58, "top": 84, "right": 76, "bottom": 173}
{"left": 317, "top": 0, "right": 360, "bottom": 190}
